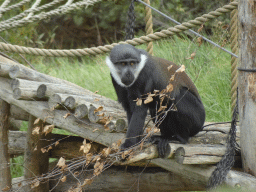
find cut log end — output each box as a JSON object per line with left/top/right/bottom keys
{"left": 48, "top": 94, "right": 62, "bottom": 109}
{"left": 37, "top": 84, "right": 47, "bottom": 98}
{"left": 115, "top": 119, "right": 127, "bottom": 132}
{"left": 74, "top": 104, "right": 89, "bottom": 119}
{"left": 9, "top": 65, "right": 20, "bottom": 79}
{"left": 175, "top": 147, "right": 185, "bottom": 164}
{"left": 64, "top": 96, "right": 76, "bottom": 109}
{"left": 88, "top": 104, "right": 100, "bottom": 123}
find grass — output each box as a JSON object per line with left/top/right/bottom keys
{"left": 10, "top": 36, "right": 232, "bottom": 180}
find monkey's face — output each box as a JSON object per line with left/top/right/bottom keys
{"left": 106, "top": 55, "right": 147, "bottom": 87}
{"left": 106, "top": 44, "right": 148, "bottom": 87}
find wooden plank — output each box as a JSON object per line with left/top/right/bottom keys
{"left": 238, "top": 0, "right": 256, "bottom": 176}
{"left": 0, "top": 99, "right": 11, "bottom": 191}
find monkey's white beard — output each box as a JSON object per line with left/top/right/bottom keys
{"left": 106, "top": 54, "right": 147, "bottom": 87}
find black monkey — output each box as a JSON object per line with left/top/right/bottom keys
{"left": 106, "top": 44, "right": 205, "bottom": 157}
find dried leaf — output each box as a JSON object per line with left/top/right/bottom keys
{"left": 34, "top": 118, "right": 41, "bottom": 125}
{"left": 166, "top": 83, "right": 173, "bottom": 93}
{"left": 136, "top": 98, "right": 142, "bottom": 106}
{"left": 82, "top": 179, "right": 93, "bottom": 187}
{"left": 2, "top": 186, "right": 11, "bottom": 191}
{"left": 170, "top": 74, "right": 175, "bottom": 81}
{"left": 41, "top": 148, "right": 47, "bottom": 153}
{"left": 198, "top": 24, "right": 204, "bottom": 33}
{"left": 167, "top": 65, "right": 173, "bottom": 71}
{"left": 57, "top": 157, "right": 67, "bottom": 170}
{"left": 104, "top": 124, "right": 110, "bottom": 130}
{"left": 97, "top": 113, "right": 105, "bottom": 117}
{"left": 32, "top": 126, "right": 40, "bottom": 135}
{"left": 93, "top": 128, "right": 99, "bottom": 132}
{"left": 31, "top": 179, "right": 40, "bottom": 189}
{"left": 43, "top": 124, "right": 54, "bottom": 135}
{"left": 94, "top": 98, "right": 100, "bottom": 102}
{"left": 48, "top": 146, "right": 52, "bottom": 151}
{"left": 153, "top": 90, "right": 159, "bottom": 94}
{"left": 222, "top": 24, "right": 229, "bottom": 29}
{"left": 158, "top": 105, "right": 167, "bottom": 112}
{"left": 34, "top": 146, "right": 37, "bottom": 151}
{"left": 94, "top": 90, "right": 99, "bottom": 94}
{"left": 61, "top": 176, "right": 67, "bottom": 182}
{"left": 117, "top": 139, "right": 122, "bottom": 147}
{"left": 92, "top": 155, "right": 101, "bottom": 162}
{"left": 94, "top": 106, "right": 103, "bottom": 113}
{"left": 144, "top": 96, "right": 153, "bottom": 104}
{"left": 140, "top": 141, "right": 144, "bottom": 150}
{"left": 55, "top": 141, "right": 60, "bottom": 146}
{"left": 176, "top": 65, "right": 186, "bottom": 73}
{"left": 102, "top": 147, "right": 111, "bottom": 157}
{"left": 197, "top": 37, "right": 203, "bottom": 47}
{"left": 63, "top": 113, "right": 71, "bottom": 119}
{"left": 186, "top": 52, "right": 196, "bottom": 60}
{"left": 86, "top": 153, "right": 93, "bottom": 166}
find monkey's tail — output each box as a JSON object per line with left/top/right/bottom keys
{"left": 206, "top": 100, "right": 239, "bottom": 190}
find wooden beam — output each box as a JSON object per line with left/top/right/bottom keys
{"left": 0, "top": 99, "right": 11, "bottom": 191}
{"left": 238, "top": 0, "right": 256, "bottom": 176}
{"left": 23, "top": 116, "right": 50, "bottom": 191}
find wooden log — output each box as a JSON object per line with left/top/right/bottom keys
{"left": 174, "top": 145, "right": 226, "bottom": 164}
{"left": 10, "top": 105, "right": 29, "bottom": 121}
{"left": 115, "top": 119, "right": 127, "bottom": 132}
{"left": 0, "top": 99, "right": 11, "bottom": 191}
{"left": 74, "top": 104, "right": 88, "bottom": 119}
{"left": 13, "top": 87, "right": 39, "bottom": 100}
{"left": 8, "top": 131, "right": 105, "bottom": 159}
{"left": 151, "top": 158, "right": 256, "bottom": 191}
{"left": 63, "top": 94, "right": 123, "bottom": 111}
{"left": 238, "top": 0, "right": 256, "bottom": 176}
{"left": 23, "top": 115, "right": 49, "bottom": 191}
{"left": 0, "top": 62, "right": 11, "bottom": 77}
{"left": 48, "top": 93, "right": 69, "bottom": 110}
{"left": 11, "top": 78, "right": 42, "bottom": 90}
{"left": 37, "top": 83, "right": 92, "bottom": 98}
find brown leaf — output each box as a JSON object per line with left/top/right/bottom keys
{"left": 63, "top": 113, "right": 71, "bottom": 119}
{"left": 43, "top": 124, "right": 54, "bottom": 135}
{"left": 61, "top": 176, "right": 67, "bottom": 182}
{"left": 2, "top": 186, "right": 11, "bottom": 191}
{"left": 82, "top": 179, "right": 93, "bottom": 187}
{"left": 158, "top": 105, "right": 167, "bottom": 112}
{"left": 31, "top": 179, "right": 40, "bottom": 189}
{"left": 55, "top": 141, "right": 60, "bottom": 146}
{"left": 166, "top": 83, "right": 173, "bottom": 93}
{"left": 57, "top": 157, "right": 67, "bottom": 170}
{"left": 198, "top": 24, "right": 204, "bottom": 33}
{"left": 41, "top": 148, "right": 47, "bottom": 153}
{"left": 167, "top": 65, "right": 173, "bottom": 71}
{"left": 94, "top": 106, "right": 103, "bottom": 113}
{"left": 117, "top": 139, "right": 122, "bottom": 147}
{"left": 86, "top": 153, "right": 93, "bottom": 165}
{"left": 135, "top": 98, "right": 142, "bottom": 106}
{"left": 94, "top": 98, "right": 100, "bottom": 102}
{"left": 144, "top": 96, "right": 153, "bottom": 104}
{"left": 94, "top": 90, "right": 99, "bottom": 94}
{"left": 153, "top": 90, "right": 159, "bottom": 94}
{"left": 186, "top": 52, "right": 196, "bottom": 60}
{"left": 32, "top": 126, "right": 40, "bottom": 135}
{"left": 176, "top": 65, "right": 186, "bottom": 73}
{"left": 34, "top": 118, "right": 41, "bottom": 125}
{"left": 197, "top": 37, "right": 203, "bottom": 47}
{"left": 93, "top": 128, "right": 99, "bottom": 132}
{"left": 170, "top": 74, "right": 175, "bottom": 81}
{"left": 102, "top": 147, "right": 111, "bottom": 157}
{"left": 94, "top": 161, "right": 101, "bottom": 169}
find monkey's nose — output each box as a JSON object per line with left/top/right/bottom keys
{"left": 121, "top": 71, "right": 134, "bottom": 86}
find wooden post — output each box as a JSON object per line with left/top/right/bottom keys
{"left": 0, "top": 99, "right": 11, "bottom": 191}
{"left": 238, "top": 0, "right": 256, "bottom": 176}
{"left": 23, "top": 115, "right": 50, "bottom": 191}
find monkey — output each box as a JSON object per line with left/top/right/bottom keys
{"left": 106, "top": 44, "right": 205, "bottom": 157}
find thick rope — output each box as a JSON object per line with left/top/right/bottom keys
{"left": 230, "top": 4, "right": 238, "bottom": 112}
{"left": 0, "top": 0, "right": 11, "bottom": 18}
{"left": 144, "top": 0, "right": 154, "bottom": 55}
{"left": 0, "top": 0, "right": 94, "bottom": 28}
{"left": 26, "top": 0, "right": 42, "bottom": 19}
{"left": 0, "top": 1, "right": 238, "bottom": 57}
{"left": 0, "top": 0, "right": 31, "bottom": 16}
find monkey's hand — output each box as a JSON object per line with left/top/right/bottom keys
{"left": 149, "top": 135, "right": 171, "bottom": 158}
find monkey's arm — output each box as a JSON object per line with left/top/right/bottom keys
{"left": 121, "top": 104, "right": 148, "bottom": 149}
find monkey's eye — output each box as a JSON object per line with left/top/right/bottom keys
{"left": 130, "top": 62, "right": 134, "bottom": 66}
{"left": 122, "top": 63, "right": 125, "bottom": 66}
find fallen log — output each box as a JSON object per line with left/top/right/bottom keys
{"left": 0, "top": 62, "right": 11, "bottom": 77}
{"left": 13, "top": 87, "right": 40, "bottom": 100}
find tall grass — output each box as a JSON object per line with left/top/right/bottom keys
{"left": 11, "top": 36, "right": 232, "bottom": 178}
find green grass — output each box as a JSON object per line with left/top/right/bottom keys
{"left": 11, "top": 36, "right": 232, "bottom": 179}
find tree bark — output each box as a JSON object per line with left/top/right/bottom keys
{"left": 0, "top": 99, "right": 11, "bottom": 191}
{"left": 238, "top": 0, "right": 256, "bottom": 176}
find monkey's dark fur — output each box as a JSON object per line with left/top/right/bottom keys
{"left": 106, "top": 44, "right": 205, "bottom": 157}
